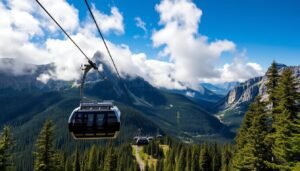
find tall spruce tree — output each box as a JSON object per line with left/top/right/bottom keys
{"left": 221, "top": 144, "right": 232, "bottom": 171}
{"left": 184, "top": 147, "right": 191, "bottom": 171}
{"left": 210, "top": 143, "right": 221, "bottom": 171}
{"left": 199, "top": 143, "right": 211, "bottom": 171}
{"left": 268, "top": 68, "right": 300, "bottom": 169}
{"left": 232, "top": 96, "right": 270, "bottom": 170}
{"left": 73, "top": 148, "right": 80, "bottom": 171}
{"left": 191, "top": 145, "right": 199, "bottom": 171}
{"left": 175, "top": 148, "right": 185, "bottom": 171}
{"left": 0, "top": 126, "right": 14, "bottom": 171}
{"left": 33, "top": 120, "right": 57, "bottom": 171}
{"left": 266, "top": 60, "right": 280, "bottom": 111}
{"left": 103, "top": 147, "right": 116, "bottom": 171}
{"left": 87, "top": 145, "right": 98, "bottom": 171}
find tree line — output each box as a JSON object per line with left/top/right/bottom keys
{"left": 151, "top": 141, "right": 233, "bottom": 171}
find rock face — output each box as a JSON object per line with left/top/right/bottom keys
{"left": 223, "top": 76, "right": 262, "bottom": 108}
{"left": 217, "top": 64, "right": 300, "bottom": 131}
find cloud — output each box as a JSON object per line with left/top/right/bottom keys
{"left": 91, "top": 5, "right": 124, "bottom": 35}
{"left": 0, "top": 0, "right": 264, "bottom": 91}
{"left": 0, "top": 0, "right": 125, "bottom": 82}
{"left": 202, "top": 52, "right": 264, "bottom": 83}
{"left": 152, "top": 0, "right": 237, "bottom": 89}
{"left": 219, "top": 55, "right": 264, "bottom": 83}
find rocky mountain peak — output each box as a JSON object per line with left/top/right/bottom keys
{"left": 217, "top": 64, "right": 300, "bottom": 131}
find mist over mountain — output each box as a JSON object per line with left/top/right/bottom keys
{"left": 200, "top": 82, "right": 239, "bottom": 95}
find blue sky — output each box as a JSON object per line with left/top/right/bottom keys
{"left": 1, "top": 0, "right": 299, "bottom": 88}
{"left": 67, "top": 0, "right": 300, "bottom": 69}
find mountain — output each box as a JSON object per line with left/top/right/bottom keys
{"left": 201, "top": 82, "right": 239, "bottom": 95}
{"left": 0, "top": 58, "right": 234, "bottom": 141}
{"left": 0, "top": 58, "right": 235, "bottom": 170}
{"left": 215, "top": 64, "right": 300, "bottom": 131}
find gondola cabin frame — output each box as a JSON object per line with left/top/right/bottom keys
{"left": 68, "top": 101, "right": 121, "bottom": 140}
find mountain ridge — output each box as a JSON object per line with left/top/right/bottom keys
{"left": 216, "top": 63, "right": 300, "bottom": 131}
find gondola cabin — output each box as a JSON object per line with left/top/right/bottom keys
{"left": 136, "top": 137, "right": 149, "bottom": 146}
{"left": 68, "top": 101, "right": 121, "bottom": 139}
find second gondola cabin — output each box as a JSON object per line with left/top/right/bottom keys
{"left": 68, "top": 101, "right": 121, "bottom": 139}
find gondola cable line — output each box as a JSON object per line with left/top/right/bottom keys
{"left": 36, "top": 0, "right": 129, "bottom": 139}
{"left": 84, "top": 0, "right": 134, "bottom": 143}
{"left": 84, "top": 0, "right": 133, "bottom": 104}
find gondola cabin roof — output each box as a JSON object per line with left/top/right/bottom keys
{"left": 79, "top": 101, "right": 114, "bottom": 110}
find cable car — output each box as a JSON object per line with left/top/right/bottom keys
{"left": 36, "top": 0, "right": 124, "bottom": 140}
{"left": 68, "top": 100, "right": 121, "bottom": 139}
{"left": 136, "top": 137, "right": 149, "bottom": 146}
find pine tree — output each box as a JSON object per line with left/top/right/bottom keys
{"left": 232, "top": 96, "right": 271, "bottom": 170}
{"left": 266, "top": 60, "right": 280, "bottom": 111}
{"left": 73, "top": 148, "right": 80, "bottom": 171}
{"left": 268, "top": 68, "right": 300, "bottom": 169}
{"left": 265, "top": 60, "right": 280, "bottom": 169}
{"left": 87, "top": 145, "right": 98, "bottom": 171}
{"left": 33, "top": 120, "right": 57, "bottom": 171}
{"left": 103, "top": 147, "right": 116, "bottom": 171}
{"left": 54, "top": 152, "right": 65, "bottom": 171}
{"left": 210, "top": 143, "right": 221, "bottom": 171}
{"left": 65, "top": 158, "right": 72, "bottom": 171}
{"left": 191, "top": 145, "right": 199, "bottom": 171}
{"left": 175, "top": 147, "right": 185, "bottom": 171}
{"left": 0, "top": 125, "right": 14, "bottom": 171}
{"left": 221, "top": 144, "right": 232, "bottom": 171}
{"left": 184, "top": 147, "right": 191, "bottom": 171}
{"left": 199, "top": 144, "right": 211, "bottom": 171}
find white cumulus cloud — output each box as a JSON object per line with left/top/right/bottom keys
{"left": 152, "top": 0, "right": 239, "bottom": 89}
{"left": 0, "top": 0, "right": 264, "bottom": 90}
{"left": 91, "top": 6, "right": 124, "bottom": 35}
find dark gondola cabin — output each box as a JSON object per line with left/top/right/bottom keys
{"left": 68, "top": 101, "right": 121, "bottom": 139}
{"left": 136, "top": 137, "right": 149, "bottom": 146}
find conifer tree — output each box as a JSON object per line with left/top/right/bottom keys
{"left": 87, "top": 145, "right": 98, "bottom": 171}
{"left": 199, "top": 144, "right": 211, "bottom": 171}
{"left": 221, "top": 144, "right": 232, "bottom": 171}
{"left": 103, "top": 147, "right": 116, "bottom": 171}
{"left": 191, "top": 145, "right": 199, "bottom": 171}
{"left": 210, "top": 143, "right": 221, "bottom": 171}
{"left": 266, "top": 60, "right": 280, "bottom": 111}
{"left": 184, "top": 147, "right": 191, "bottom": 171}
{"left": 73, "top": 148, "right": 80, "bottom": 171}
{"left": 268, "top": 68, "right": 300, "bottom": 169}
{"left": 65, "top": 158, "right": 72, "bottom": 171}
{"left": 175, "top": 148, "right": 185, "bottom": 171}
{"left": 54, "top": 152, "right": 65, "bottom": 171}
{"left": 0, "top": 125, "right": 14, "bottom": 171}
{"left": 265, "top": 60, "right": 280, "bottom": 168}
{"left": 232, "top": 96, "right": 270, "bottom": 170}
{"left": 33, "top": 120, "right": 57, "bottom": 171}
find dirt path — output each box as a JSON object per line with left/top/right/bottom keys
{"left": 133, "top": 145, "right": 145, "bottom": 171}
